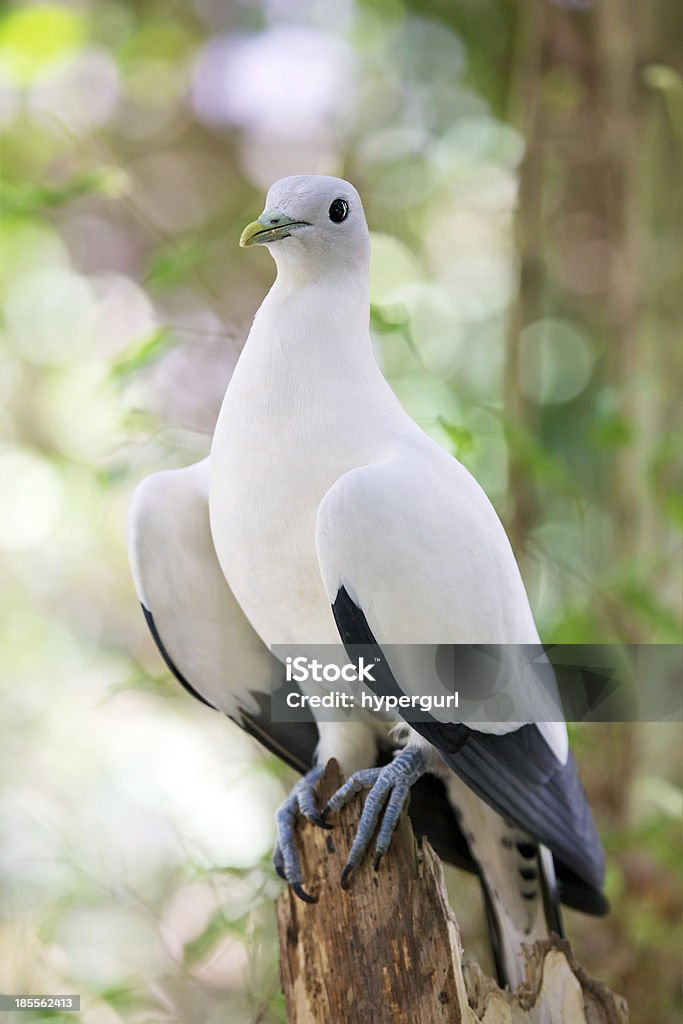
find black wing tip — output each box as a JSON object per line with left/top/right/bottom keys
{"left": 238, "top": 701, "right": 315, "bottom": 776}
{"left": 556, "top": 864, "right": 610, "bottom": 916}
{"left": 140, "top": 604, "right": 219, "bottom": 712}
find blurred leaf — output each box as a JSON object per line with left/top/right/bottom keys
{"left": 607, "top": 816, "right": 683, "bottom": 875}
{"left": 643, "top": 64, "right": 683, "bottom": 93}
{"left": 650, "top": 435, "right": 683, "bottom": 526}
{"left": 205, "top": 863, "right": 269, "bottom": 880}
{"left": 635, "top": 777, "right": 683, "bottom": 820}
{"left": 110, "top": 327, "right": 173, "bottom": 382}
{"left": 436, "top": 415, "right": 474, "bottom": 458}
{"left": 587, "top": 413, "right": 634, "bottom": 449}
{"left": 0, "top": 168, "right": 129, "bottom": 215}
{"left": 370, "top": 302, "right": 410, "bottom": 332}
{"left": 98, "top": 983, "right": 143, "bottom": 1010}
{"left": 183, "top": 908, "right": 249, "bottom": 967}
{"left": 503, "top": 420, "right": 573, "bottom": 490}
{"left": 660, "top": 492, "right": 683, "bottom": 527}
{"left": 371, "top": 302, "right": 424, "bottom": 366}
{"left": 643, "top": 64, "right": 683, "bottom": 147}
{"left": 95, "top": 464, "right": 131, "bottom": 487}
{"left": 617, "top": 578, "right": 683, "bottom": 641}
{"left": 146, "top": 239, "right": 207, "bottom": 290}
{"left": 119, "top": 18, "right": 200, "bottom": 65}
{"left": 268, "top": 989, "right": 289, "bottom": 1022}
{"left": 546, "top": 606, "right": 614, "bottom": 645}
{"left": 108, "top": 666, "right": 180, "bottom": 698}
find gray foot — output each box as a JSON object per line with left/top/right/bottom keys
{"left": 322, "top": 747, "right": 426, "bottom": 888}
{"left": 273, "top": 765, "right": 332, "bottom": 903}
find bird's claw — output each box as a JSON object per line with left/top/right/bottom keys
{"left": 273, "top": 749, "right": 426, "bottom": 899}
{"left": 309, "top": 813, "right": 334, "bottom": 831}
{"left": 323, "top": 747, "right": 426, "bottom": 889}
{"left": 272, "top": 765, "right": 329, "bottom": 903}
{"left": 291, "top": 882, "right": 317, "bottom": 904}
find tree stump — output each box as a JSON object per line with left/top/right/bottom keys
{"left": 277, "top": 760, "right": 628, "bottom": 1024}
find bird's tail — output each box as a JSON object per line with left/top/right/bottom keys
{"left": 481, "top": 839, "right": 564, "bottom": 990}
{"left": 447, "top": 774, "right": 565, "bottom": 989}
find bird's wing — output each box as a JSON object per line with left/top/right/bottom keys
{"left": 315, "top": 449, "right": 606, "bottom": 911}
{"left": 127, "top": 457, "right": 317, "bottom": 772}
{"left": 128, "top": 458, "right": 485, "bottom": 876}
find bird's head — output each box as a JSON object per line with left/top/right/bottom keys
{"left": 240, "top": 175, "right": 370, "bottom": 280}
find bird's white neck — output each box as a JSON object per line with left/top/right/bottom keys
{"left": 242, "top": 264, "right": 378, "bottom": 382}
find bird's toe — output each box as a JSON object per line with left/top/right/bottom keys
{"left": 337, "top": 748, "right": 427, "bottom": 886}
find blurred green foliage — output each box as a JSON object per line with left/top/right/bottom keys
{"left": 0, "top": 0, "right": 681, "bottom": 1022}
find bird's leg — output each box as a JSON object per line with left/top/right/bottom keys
{"left": 272, "top": 765, "right": 332, "bottom": 904}
{"left": 322, "top": 746, "right": 426, "bottom": 888}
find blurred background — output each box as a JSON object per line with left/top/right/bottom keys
{"left": 0, "top": 0, "right": 681, "bottom": 1021}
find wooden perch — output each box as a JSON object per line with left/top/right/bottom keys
{"left": 277, "top": 760, "right": 628, "bottom": 1024}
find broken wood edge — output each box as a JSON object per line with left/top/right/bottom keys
{"left": 463, "top": 935, "right": 629, "bottom": 1023}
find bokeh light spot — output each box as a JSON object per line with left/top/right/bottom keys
{"left": 28, "top": 48, "right": 120, "bottom": 133}
{"left": 520, "top": 318, "right": 595, "bottom": 404}
{"left": 0, "top": 448, "right": 64, "bottom": 552}
{"left": 0, "top": 4, "right": 86, "bottom": 84}
{"left": 369, "top": 232, "right": 423, "bottom": 306}
{"left": 3, "top": 266, "right": 97, "bottom": 366}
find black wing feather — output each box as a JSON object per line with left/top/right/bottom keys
{"left": 332, "top": 585, "right": 608, "bottom": 915}
{"left": 141, "top": 604, "right": 316, "bottom": 773}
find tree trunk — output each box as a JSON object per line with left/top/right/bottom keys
{"left": 503, "top": 0, "right": 547, "bottom": 559}
{"left": 277, "top": 760, "right": 628, "bottom": 1024}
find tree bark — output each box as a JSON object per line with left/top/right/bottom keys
{"left": 277, "top": 760, "right": 628, "bottom": 1024}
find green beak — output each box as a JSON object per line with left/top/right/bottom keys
{"left": 239, "top": 209, "right": 311, "bottom": 247}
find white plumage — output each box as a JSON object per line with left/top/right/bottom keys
{"left": 128, "top": 175, "right": 604, "bottom": 989}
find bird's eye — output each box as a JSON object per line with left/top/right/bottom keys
{"left": 328, "top": 198, "right": 349, "bottom": 223}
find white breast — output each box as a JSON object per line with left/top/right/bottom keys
{"left": 210, "top": 399, "right": 339, "bottom": 646}
{"left": 208, "top": 280, "right": 399, "bottom": 648}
